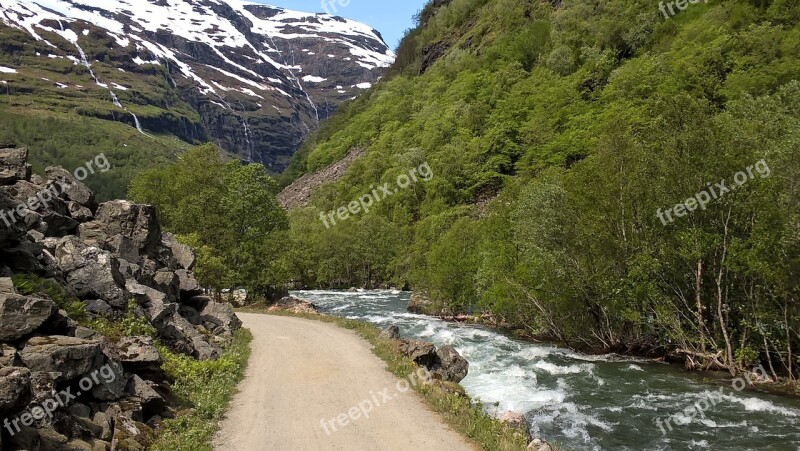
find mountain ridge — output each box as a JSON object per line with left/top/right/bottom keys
{"left": 0, "top": 0, "right": 394, "bottom": 176}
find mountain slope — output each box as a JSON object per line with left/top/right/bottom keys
{"left": 0, "top": 0, "right": 393, "bottom": 196}
{"left": 279, "top": 0, "right": 800, "bottom": 377}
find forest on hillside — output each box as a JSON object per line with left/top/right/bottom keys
{"left": 135, "top": 0, "right": 800, "bottom": 381}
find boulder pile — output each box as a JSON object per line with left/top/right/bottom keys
{"left": 0, "top": 148, "right": 242, "bottom": 449}
{"left": 379, "top": 325, "right": 469, "bottom": 384}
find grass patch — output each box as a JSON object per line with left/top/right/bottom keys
{"left": 238, "top": 308, "right": 530, "bottom": 451}
{"left": 148, "top": 329, "right": 253, "bottom": 451}
{"left": 11, "top": 274, "right": 87, "bottom": 321}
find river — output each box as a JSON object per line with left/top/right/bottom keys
{"left": 294, "top": 290, "right": 800, "bottom": 450}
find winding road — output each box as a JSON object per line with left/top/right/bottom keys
{"left": 213, "top": 313, "right": 476, "bottom": 451}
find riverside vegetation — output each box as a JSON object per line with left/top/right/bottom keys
{"left": 128, "top": 0, "right": 800, "bottom": 385}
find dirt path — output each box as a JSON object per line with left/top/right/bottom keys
{"left": 213, "top": 313, "right": 476, "bottom": 451}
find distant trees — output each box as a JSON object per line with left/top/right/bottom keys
{"left": 129, "top": 144, "right": 288, "bottom": 298}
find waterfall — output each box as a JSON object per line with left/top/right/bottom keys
{"left": 131, "top": 113, "right": 145, "bottom": 135}
{"left": 110, "top": 91, "right": 123, "bottom": 109}
{"left": 242, "top": 118, "right": 253, "bottom": 162}
{"left": 67, "top": 34, "right": 148, "bottom": 137}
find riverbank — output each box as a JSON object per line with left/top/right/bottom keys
{"left": 408, "top": 291, "right": 800, "bottom": 398}
{"left": 236, "top": 304, "right": 540, "bottom": 451}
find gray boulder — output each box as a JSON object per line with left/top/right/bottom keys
{"left": 19, "top": 336, "right": 103, "bottom": 382}
{"left": 0, "top": 343, "right": 18, "bottom": 366}
{"left": 67, "top": 201, "right": 94, "bottom": 222}
{"left": 127, "top": 374, "right": 163, "bottom": 406}
{"left": 126, "top": 281, "right": 176, "bottom": 326}
{"left": 500, "top": 411, "right": 530, "bottom": 439}
{"left": 175, "top": 269, "right": 203, "bottom": 300}
{"left": 0, "top": 277, "right": 15, "bottom": 293}
{"left": 41, "top": 210, "right": 80, "bottom": 237}
{"left": 199, "top": 301, "right": 242, "bottom": 333}
{"left": 0, "top": 293, "right": 58, "bottom": 342}
{"left": 115, "top": 336, "right": 162, "bottom": 370}
{"left": 379, "top": 325, "right": 401, "bottom": 340}
{"left": 160, "top": 312, "right": 220, "bottom": 361}
{"left": 91, "top": 200, "right": 160, "bottom": 253}
{"left": 90, "top": 360, "right": 128, "bottom": 401}
{"left": 0, "top": 147, "right": 31, "bottom": 184}
{"left": 399, "top": 340, "right": 438, "bottom": 367}
{"left": 528, "top": 439, "right": 554, "bottom": 451}
{"left": 0, "top": 366, "right": 31, "bottom": 417}
{"left": 152, "top": 270, "right": 180, "bottom": 303}
{"left": 0, "top": 190, "right": 26, "bottom": 247}
{"left": 161, "top": 233, "right": 196, "bottom": 270}
{"left": 45, "top": 166, "right": 96, "bottom": 210}
{"left": 431, "top": 345, "right": 469, "bottom": 383}
{"left": 84, "top": 299, "right": 114, "bottom": 318}
{"left": 54, "top": 237, "right": 128, "bottom": 308}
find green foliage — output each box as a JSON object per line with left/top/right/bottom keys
{"left": 129, "top": 144, "right": 289, "bottom": 298}
{"left": 282, "top": 0, "right": 800, "bottom": 377}
{"left": 149, "top": 329, "right": 252, "bottom": 451}
{"left": 88, "top": 301, "right": 157, "bottom": 341}
{"left": 11, "top": 274, "right": 86, "bottom": 321}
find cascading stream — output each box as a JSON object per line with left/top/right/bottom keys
{"left": 60, "top": 20, "right": 148, "bottom": 137}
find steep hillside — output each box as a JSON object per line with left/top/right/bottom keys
{"left": 0, "top": 0, "right": 393, "bottom": 198}
{"left": 280, "top": 0, "right": 800, "bottom": 377}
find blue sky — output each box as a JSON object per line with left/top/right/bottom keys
{"left": 254, "top": 0, "right": 429, "bottom": 49}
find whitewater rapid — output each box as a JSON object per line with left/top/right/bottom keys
{"left": 296, "top": 290, "right": 800, "bottom": 450}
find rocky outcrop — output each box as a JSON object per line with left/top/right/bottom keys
{"left": 0, "top": 148, "right": 243, "bottom": 449}
{"left": 268, "top": 296, "right": 319, "bottom": 315}
{"left": 0, "top": 367, "right": 31, "bottom": 417}
{"left": 379, "top": 324, "right": 470, "bottom": 384}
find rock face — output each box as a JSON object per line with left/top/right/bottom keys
{"left": 0, "top": 148, "right": 244, "bottom": 448}
{"left": 0, "top": 0, "right": 394, "bottom": 171}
